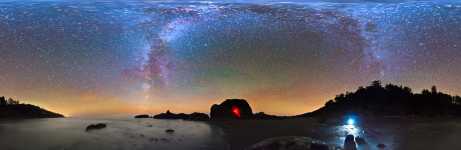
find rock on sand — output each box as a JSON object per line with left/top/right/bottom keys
{"left": 246, "top": 136, "right": 336, "bottom": 150}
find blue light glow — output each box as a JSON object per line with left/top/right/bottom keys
{"left": 347, "top": 118, "right": 355, "bottom": 125}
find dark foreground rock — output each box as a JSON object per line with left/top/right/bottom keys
{"left": 86, "top": 123, "right": 107, "bottom": 132}
{"left": 344, "top": 135, "right": 357, "bottom": 150}
{"left": 165, "top": 129, "right": 175, "bottom": 133}
{"left": 246, "top": 136, "right": 334, "bottom": 150}
{"left": 134, "top": 114, "right": 150, "bottom": 118}
{"left": 354, "top": 136, "right": 366, "bottom": 145}
{"left": 210, "top": 99, "right": 253, "bottom": 120}
{"left": 253, "top": 112, "right": 287, "bottom": 120}
{"left": 188, "top": 112, "right": 210, "bottom": 121}
{"left": 153, "top": 110, "right": 209, "bottom": 121}
{"left": 0, "top": 104, "right": 64, "bottom": 119}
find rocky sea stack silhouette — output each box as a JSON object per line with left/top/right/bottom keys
{"left": 210, "top": 99, "right": 254, "bottom": 120}
{"left": 153, "top": 110, "right": 209, "bottom": 121}
{"left": 0, "top": 96, "right": 64, "bottom": 119}
{"left": 85, "top": 123, "right": 107, "bottom": 132}
{"left": 134, "top": 114, "right": 150, "bottom": 118}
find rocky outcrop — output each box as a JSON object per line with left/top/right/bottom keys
{"left": 86, "top": 123, "right": 107, "bottom": 132}
{"left": 134, "top": 114, "right": 150, "bottom": 118}
{"left": 344, "top": 135, "right": 357, "bottom": 150}
{"left": 187, "top": 112, "right": 210, "bottom": 121}
{"left": 253, "top": 112, "right": 286, "bottom": 120}
{"left": 246, "top": 136, "right": 333, "bottom": 150}
{"left": 210, "top": 99, "right": 253, "bottom": 120}
{"left": 0, "top": 104, "right": 64, "bottom": 119}
{"left": 153, "top": 110, "right": 209, "bottom": 121}
{"left": 377, "top": 143, "right": 386, "bottom": 149}
{"left": 355, "top": 136, "right": 366, "bottom": 145}
{"left": 165, "top": 129, "right": 175, "bottom": 134}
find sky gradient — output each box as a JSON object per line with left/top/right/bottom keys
{"left": 1, "top": 0, "right": 461, "bottom": 117}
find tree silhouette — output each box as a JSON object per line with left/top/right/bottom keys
{"left": 371, "top": 80, "right": 382, "bottom": 88}
{"left": 0, "top": 96, "right": 64, "bottom": 118}
{"left": 0, "top": 96, "right": 6, "bottom": 106}
{"left": 312, "top": 80, "right": 461, "bottom": 117}
{"left": 431, "top": 85, "right": 438, "bottom": 94}
{"left": 7, "top": 98, "right": 19, "bottom": 105}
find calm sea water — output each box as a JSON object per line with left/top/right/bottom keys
{"left": 0, "top": 118, "right": 229, "bottom": 150}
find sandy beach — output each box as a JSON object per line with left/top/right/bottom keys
{"left": 211, "top": 117, "right": 461, "bottom": 150}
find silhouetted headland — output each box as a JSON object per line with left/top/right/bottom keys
{"left": 153, "top": 110, "right": 209, "bottom": 121}
{"left": 299, "top": 80, "right": 461, "bottom": 119}
{"left": 134, "top": 114, "right": 151, "bottom": 118}
{"left": 0, "top": 96, "right": 64, "bottom": 119}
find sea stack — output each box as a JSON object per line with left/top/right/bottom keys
{"left": 153, "top": 110, "right": 209, "bottom": 121}
{"left": 210, "top": 99, "right": 253, "bottom": 120}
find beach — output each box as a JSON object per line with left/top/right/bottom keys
{"left": 211, "top": 117, "right": 461, "bottom": 150}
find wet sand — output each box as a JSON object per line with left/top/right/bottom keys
{"left": 0, "top": 118, "right": 228, "bottom": 150}
{"left": 211, "top": 118, "right": 340, "bottom": 150}
{"left": 210, "top": 117, "right": 461, "bottom": 150}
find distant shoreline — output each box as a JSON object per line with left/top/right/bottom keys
{"left": 0, "top": 97, "right": 64, "bottom": 119}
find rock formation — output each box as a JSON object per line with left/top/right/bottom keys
{"left": 377, "top": 143, "right": 386, "bottom": 149}
{"left": 165, "top": 129, "right": 175, "bottom": 134}
{"left": 134, "top": 114, "right": 150, "bottom": 118}
{"left": 246, "top": 136, "right": 332, "bottom": 150}
{"left": 344, "top": 134, "right": 357, "bottom": 150}
{"left": 86, "top": 123, "right": 107, "bottom": 132}
{"left": 253, "top": 112, "right": 286, "bottom": 120}
{"left": 0, "top": 103, "right": 64, "bottom": 119}
{"left": 153, "top": 110, "right": 209, "bottom": 121}
{"left": 210, "top": 99, "right": 253, "bottom": 120}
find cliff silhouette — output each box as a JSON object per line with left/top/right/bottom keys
{"left": 300, "top": 80, "right": 461, "bottom": 118}
{"left": 0, "top": 96, "right": 64, "bottom": 119}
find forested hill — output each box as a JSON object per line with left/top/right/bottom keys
{"left": 0, "top": 96, "right": 64, "bottom": 119}
{"left": 303, "top": 81, "right": 461, "bottom": 117}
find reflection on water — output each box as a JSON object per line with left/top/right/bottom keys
{"left": 343, "top": 124, "right": 361, "bottom": 136}
{"left": 331, "top": 122, "right": 396, "bottom": 150}
{"left": 0, "top": 118, "right": 228, "bottom": 150}
{"left": 333, "top": 124, "right": 364, "bottom": 146}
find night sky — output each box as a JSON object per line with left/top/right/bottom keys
{"left": 1, "top": 0, "right": 461, "bottom": 116}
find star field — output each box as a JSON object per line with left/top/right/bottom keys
{"left": 0, "top": 0, "right": 461, "bottom": 116}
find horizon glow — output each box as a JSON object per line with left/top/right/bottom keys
{"left": 1, "top": 1, "right": 461, "bottom": 117}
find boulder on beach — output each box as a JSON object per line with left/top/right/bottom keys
{"left": 354, "top": 136, "right": 366, "bottom": 145}
{"left": 344, "top": 135, "right": 357, "bottom": 150}
{"left": 165, "top": 129, "right": 175, "bottom": 133}
{"left": 153, "top": 110, "right": 209, "bottom": 121}
{"left": 134, "top": 114, "right": 150, "bottom": 118}
{"left": 210, "top": 99, "right": 253, "bottom": 120}
{"left": 86, "top": 123, "right": 107, "bottom": 132}
{"left": 246, "top": 136, "right": 333, "bottom": 150}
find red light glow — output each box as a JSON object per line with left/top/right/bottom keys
{"left": 232, "top": 106, "right": 241, "bottom": 118}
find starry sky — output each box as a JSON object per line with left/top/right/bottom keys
{"left": 1, "top": 0, "right": 461, "bottom": 117}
